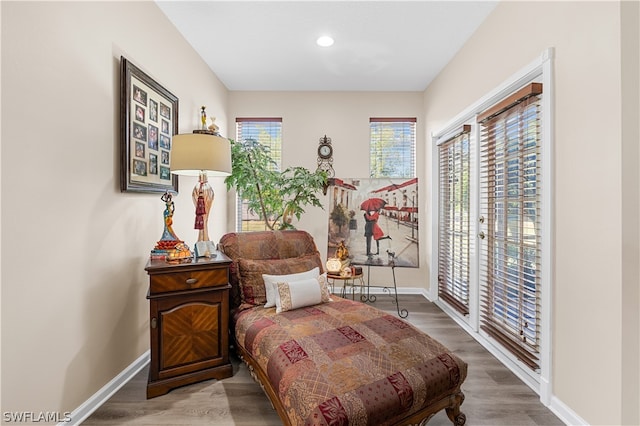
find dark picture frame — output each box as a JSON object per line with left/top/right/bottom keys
{"left": 120, "top": 57, "right": 179, "bottom": 193}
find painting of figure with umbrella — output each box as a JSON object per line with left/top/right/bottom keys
{"left": 326, "top": 177, "right": 419, "bottom": 268}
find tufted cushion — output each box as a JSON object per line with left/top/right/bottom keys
{"left": 237, "top": 253, "right": 323, "bottom": 307}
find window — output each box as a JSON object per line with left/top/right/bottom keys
{"left": 235, "top": 118, "right": 282, "bottom": 232}
{"left": 438, "top": 125, "right": 472, "bottom": 315}
{"left": 433, "top": 51, "right": 552, "bottom": 393}
{"left": 370, "top": 118, "right": 416, "bottom": 178}
{"left": 478, "top": 83, "right": 543, "bottom": 370}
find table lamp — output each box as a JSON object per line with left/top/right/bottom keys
{"left": 170, "top": 116, "right": 231, "bottom": 258}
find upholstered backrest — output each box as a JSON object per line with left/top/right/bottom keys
{"left": 218, "top": 230, "right": 323, "bottom": 311}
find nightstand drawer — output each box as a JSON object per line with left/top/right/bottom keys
{"left": 150, "top": 268, "right": 228, "bottom": 294}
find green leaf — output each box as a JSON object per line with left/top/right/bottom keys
{"left": 225, "top": 138, "right": 326, "bottom": 230}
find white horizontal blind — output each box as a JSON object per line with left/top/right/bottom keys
{"left": 438, "top": 125, "right": 471, "bottom": 315}
{"left": 370, "top": 118, "right": 416, "bottom": 178}
{"left": 236, "top": 118, "right": 282, "bottom": 167}
{"left": 235, "top": 118, "right": 282, "bottom": 232}
{"left": 478, "top": 83, "right": 542, "bottom": 370}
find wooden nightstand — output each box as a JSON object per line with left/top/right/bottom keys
{"left": 145, "top": 253, "right": 233, "bottom": 398}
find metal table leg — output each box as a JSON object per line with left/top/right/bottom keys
{"left": 360, "top": 264, "right": 408, "bottom": 318}
{"left": 361, "top": 264, "right": 376, "bottom": 303}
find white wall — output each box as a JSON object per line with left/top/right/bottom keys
{"left": 620, "top": 1, "right": 640, "bottom": 424}
{"left": 227, "top": 91, "right": 426, "bottom": 288}
{"left": 1, "top": 1, "right": 229, "bottom": 415}
{"left": 2, "top": 2, "right": 637, "bottom": 425}
{"left": 423, "top": 1, "right": 637, "bottom": 425}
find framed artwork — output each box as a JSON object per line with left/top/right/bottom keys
{"left": 327, "top": 177, "right": 419, "bottom": 268}
{"left": 120, "top": 57, "right": 178, "bottom": 193}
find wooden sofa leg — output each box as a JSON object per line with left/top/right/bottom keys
{"left": 445, "top": 391, "right": 466, "bottom": 426}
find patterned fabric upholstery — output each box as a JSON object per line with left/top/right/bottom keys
{"left": 218, "top": 231, "right": 324, "bottom": 311}
{"left": 237, "top": 255, "right": 324, "bottom": 307}
{"left": 219, "top": 230, "right": 467, "bottom": 425}
{"left": 235, "top": 298, "right": 468, "bottom": 425}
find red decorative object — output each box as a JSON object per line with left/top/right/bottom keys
{"left": 360, "top": 197, "right": 387, "bottom": 211}
{"left": 194, "top": 188, "right": 206, "bottom": 230}
{"left": 192, "top": 173, "right": 214, "bottom": 240}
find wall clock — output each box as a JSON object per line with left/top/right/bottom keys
{"left": 316, "top": 135, "right": 335, "bottom": 178}
{"left": 316, "top": 135, "right": 335, "bottom": 195}
{"left": 318, "top": 142, "right": 333, "bottom": 159}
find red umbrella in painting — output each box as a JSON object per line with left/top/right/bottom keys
{"left": 360, "top": 198, "right": 387, "bottom": 211}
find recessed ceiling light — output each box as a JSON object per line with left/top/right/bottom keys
{"left": 316, "top": 36, "right": 334, "bottom": 47}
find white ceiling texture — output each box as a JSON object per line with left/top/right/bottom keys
{"left": 156, "top": 1, "right": 499, "bottom": 92}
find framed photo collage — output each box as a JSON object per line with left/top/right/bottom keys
{"left": 120, "top": 57, "right": 178, "bottom": 193}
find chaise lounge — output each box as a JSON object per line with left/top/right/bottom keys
{"left": 219, "top": 230, "right": 467, "bottom": 425}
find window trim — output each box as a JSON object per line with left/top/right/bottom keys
{"left": 431, "top": 48, "right": 554, "bottom": 401}
{"left": 234, "top": 117, "right": 283, "bottom": 232}
{"left": 478, "top": 92, "right": 542, "bottom": 371}
{"left": 369, "top": 117, "right": 417, "bottom": 178}
{"left": 437, "top": 124, "right": 472, "bottom": 316}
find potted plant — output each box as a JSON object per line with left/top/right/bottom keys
{"left": 225, "top": 138, "right": 327, "bottom": 230}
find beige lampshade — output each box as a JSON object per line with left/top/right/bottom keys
{"left": 170, "top": 132, "right": 232, "bottom": 177}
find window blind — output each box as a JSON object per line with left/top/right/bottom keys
{"left": 478, "top": 83, "right": 542, "bottom": 370}
{"left": 236, "top": 118, "right": 282, "bottom": 167}
{"left": 370, "top": 118, "right": 416, "bottom": 178}
{"left": 235, "top": 118, "right": 282, "bottom": 231}
{"left": 438, "top": 125, "right": 472, "bottom": 315}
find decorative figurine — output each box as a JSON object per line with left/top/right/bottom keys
{"left": 150, "top": 191, "right": 192, "bottom": 262}
{"left": 335, "top": 240, "right": 351, "bottom": 271}
{"left": 200, "top": 106, "right": 207, "bottom": 130}
{"left": 208, "top": 116, "right": 220, "bottom": 134}
{"left": 160, "top": 191, "right": 180, "bottom": 240}
{"left": 166, "top": 242, "right": 193, "bottom": 263}
{"left": 194, "top": 186, "right": 207, "bottom": 230}
{"left": 340, "top": 267, "right": 353, "bottom": 278}
{"left": 336, "top": 240, "right": 349, "bottom": 261}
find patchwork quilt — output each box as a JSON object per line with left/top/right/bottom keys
{"left": 234, "top": 297, "right": 468, "bottom": 425}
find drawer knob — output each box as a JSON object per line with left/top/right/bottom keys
{"left": 151, "top": 318, "right": 157, "bottom": 329}
{"left": 186, "top": 278, "right": 198, "bottom": 286}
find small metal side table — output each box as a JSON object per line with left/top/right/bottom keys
{"left": 353, "top": 260, "right": 409, "bottom": 318}
{"left": 327, "top": 273, "right": 365, "bottom": 300}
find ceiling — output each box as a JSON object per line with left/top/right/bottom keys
{"left": 156, "top": 1, "right": 498, "bottom": 92}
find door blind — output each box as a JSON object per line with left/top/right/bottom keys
{"left": 438, "top": 125, "right": 472, "bottom": 315}
{"left": 478, "top": 83, "right": 542, "bottom": 370}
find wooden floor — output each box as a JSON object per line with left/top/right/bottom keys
{"left": 83, "top": 294, "right": 563, "bottom": 425}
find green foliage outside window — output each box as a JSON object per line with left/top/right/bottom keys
{"left": 225, "top": 138, "right": 326, "bottom": 230}
{"left": 370, "top": 120, "right": 416, "bottom": 178}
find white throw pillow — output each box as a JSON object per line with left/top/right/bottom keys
{"left": 262, "top": 267, "right": 320, "bottom": 308}
{"left": 275, "top": 274, "right": 331, "bottom": 313}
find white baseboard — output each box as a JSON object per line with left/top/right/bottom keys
{"left": 549, "top": 395, "right": 589, "bottom": 426}
{"left": 353, "top": 285, "right": 429, "bottom": 295}
{"left": 62, "top": 351, "right": 150, "bottom": 426}
{"left": 429, "top": 294, "right": 584, "bottom": 426}
{"left": 66, "top": 290, "right": 425, "bottom": 425}
{"left": 62, "top": 292, "right": 585, "bottom": 426}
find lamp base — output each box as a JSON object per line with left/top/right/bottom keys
{"left": 194, "top": 240, "right": 217, "bottom": 258}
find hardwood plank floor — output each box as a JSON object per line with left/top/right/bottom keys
{"left": 83, "top": 295, "right": 563, "bottom": 425}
